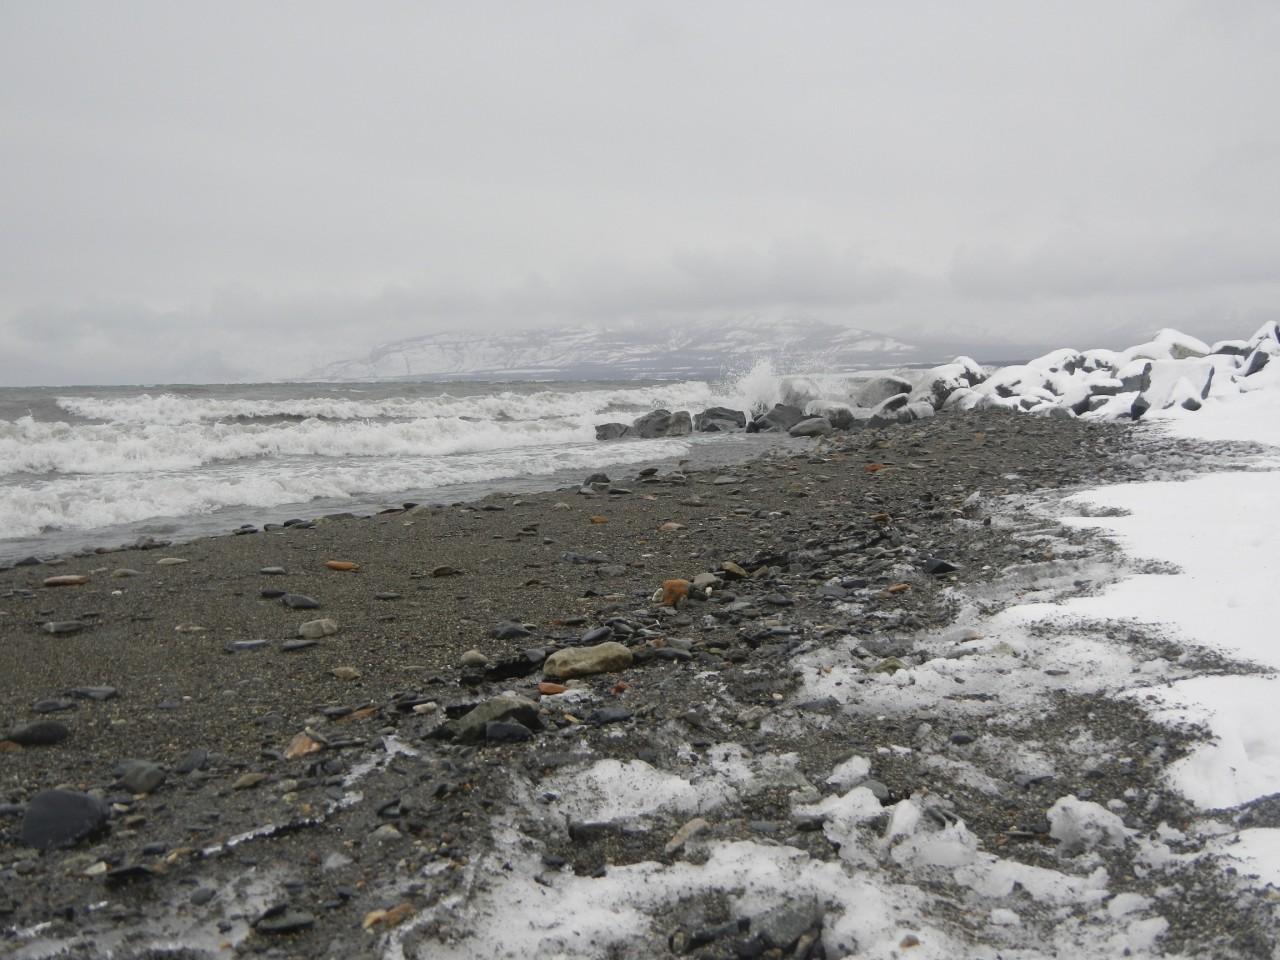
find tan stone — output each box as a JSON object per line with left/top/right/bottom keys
{"left": 543, "top": 642, "right": 633, "bottom": 679}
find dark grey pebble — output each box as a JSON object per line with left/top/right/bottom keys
{"left": 225, "top": 640, "right": 269, "bottom": 653}
{"left": 281, "top": 639, "right": 317, "bottom": 652}
{"left": 581, "top": 625, "right": 612, "bottom": 644}
{"left": 260, "top": 589, "right": 286, "bottom": 599}
{"left": 105, "top": 864, "right": 155, "bottom": 885}
{"left": 561, "top": 551, "right": 611, "bottom": 565}
{"left": 70, "top": 686, "right": 118, "bottom": 701}
{"left": 116, "top": 759, "right": 166, "bottom": 794}
{"left": 374, "top": 592, "right": 401, "bottom": 601}
{"left": 20, "top": 789, "right": 109, "bottom": 850}
{"left": 191, "top": 887, "right": 217, "bottom": 905}
{"left": 588, "top": 708, "right": 633, "bottom": 726}
{"left": 950, "top": 732, "right": 976, "bottom": 745}
{"left": 255, "top": 908, "right": 316, "bottom": 934}
{"left": 32, "top": 698, "right": 77, "bottom": 713}
{"left": 259, "top": 566, "right": 287, "bottom": 575}
{"left": 175, "top": 748, "right": 209, "bottom": 773}
{"left": 42, "top": 620, "right": 86, "bottom": 635}
{"left": 491, "top": 621, "right": 533, "bottom": 640}
{"left": 7, "top": 720, "right": 70, "bottom": 746}
{"left": 485, "top": 721, "right": 534, "bottom": 743}
{"left": 282, "top": 594, "right": 320, "bottom": 610}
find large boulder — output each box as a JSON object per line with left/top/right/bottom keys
{"left": 788, "top": 416, "right": 833, "bottom": 438}
{"left": 693, "top": 407, "right": 747, "bottom": 431}
{"left": 1243, "top": 337, "right": 1279, "bottom": 377}
{"left": 806, "top": 402, "right": 862, "bottom": 431}
{"left": 747, "top": 403, "right": 806, "bottom": 433}
{"left": 629, "top": 409, "right": 692, "bottom": 439}
{"left": 911, "top": 360, "right": 985, "bottom": 408}
{"left": 855, "top": 376, "right": 912, "bottom": 408}
{"left": 666, "top": 411, "right": 693, "bottom": 436}
{"left": 1130, "top": 358, "right": 1216, "bottom": 419}
{"left": 867, "top": 393, "right": 913, "bottom": 427}
{"left": 595, "top": 422, "right": 633, "bottom": 441}
{"left": 1126, "top": 328, "right": 1211, "bottom": 361}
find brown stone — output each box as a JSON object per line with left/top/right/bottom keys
{"left": 325, "top": 560, "right": 359, "bottom": 571}
{"left": 42, "top": 575, "right": 89, "bottom": 587}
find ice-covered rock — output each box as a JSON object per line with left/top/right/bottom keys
{"left": 1047, "top": 795, "right": 1129, "bottom": 855}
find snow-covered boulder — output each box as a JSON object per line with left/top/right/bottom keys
{"left": 856, "top": 376, "right": 913, "bottom": 408}
{"left": 1130, "top": 358, "right": 1216, "bottom": 420}
{"left": 1124, "top": 328, "right": 1211, "bottom": 362}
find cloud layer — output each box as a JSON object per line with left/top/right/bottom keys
{"left": 1, "top": 1, "right": 1278, "bottom": 383}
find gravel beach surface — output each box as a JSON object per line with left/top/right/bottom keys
{"left": 2, "top": 409, "right": 1276, "bottom": 959}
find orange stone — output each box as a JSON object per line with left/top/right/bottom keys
{"left": 538, "top": 681, "right": 569, "bottom": 696}
{"left": 283, "top": 732, "right": 323, "bottom": 759}
{"left": 864, "top": 463, "right": 887, "bottom": 474}
{"left": 588, "top": 516, "right": 608, "bottom": 524}
{"left": 325, "top": 560, "right": 359, "bottom": 571}
{"left": 885, "top": 583, "right": 911, "bottom": 594}
{"left": 660, "top": 579, "right": 691, "bottom": 608}
{"left": 43, "top": 575, "right": 89, "bottom": 587}
{"left": 869, "top": 512, "right": 892, "bottom": 524}
{"left": 611, "top": 682, "right": 630, "bottom": 695}
{"left": 658, "top": 521, "right": 686, "bottom": 532}
{"left": 0, "top": 740, "right": 21, "bottom": 753}
{"left": 335, "top": 705, "right": 380, "bottom": 723}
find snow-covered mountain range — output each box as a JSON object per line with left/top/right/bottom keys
{"left": 306, "top": 318, "right": 918, "bottom": 381}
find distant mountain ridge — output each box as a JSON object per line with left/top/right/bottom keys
{"left": 306, "top": 318, "right": 920, "bottom": 381}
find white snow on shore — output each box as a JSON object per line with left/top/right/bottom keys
{"left": 406, "top": 326, "right": 1280, "bottom": 959}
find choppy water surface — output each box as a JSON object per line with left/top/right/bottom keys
{"left": 0, "top": 371, "right": 818, "bottom": 561}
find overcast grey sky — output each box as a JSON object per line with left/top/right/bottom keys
{"left": 2, "top": 0, "right": 1278, "bottom": 384}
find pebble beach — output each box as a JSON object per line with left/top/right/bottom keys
{"left": 5, "top": 407, "right": 1278, "bottom": 958}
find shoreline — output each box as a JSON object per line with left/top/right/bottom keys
{"left": 3, "top": 408, "right": 1278, "bottom": 958}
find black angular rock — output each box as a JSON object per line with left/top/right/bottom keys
{"left": 20, "top": 789, "right": 110, "bottom": 850}
{"left": 281, "top": 594, "right": 320, "bottom": 610}
{"left": 924, "top": 557, "right": 959, "bottom": 575}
